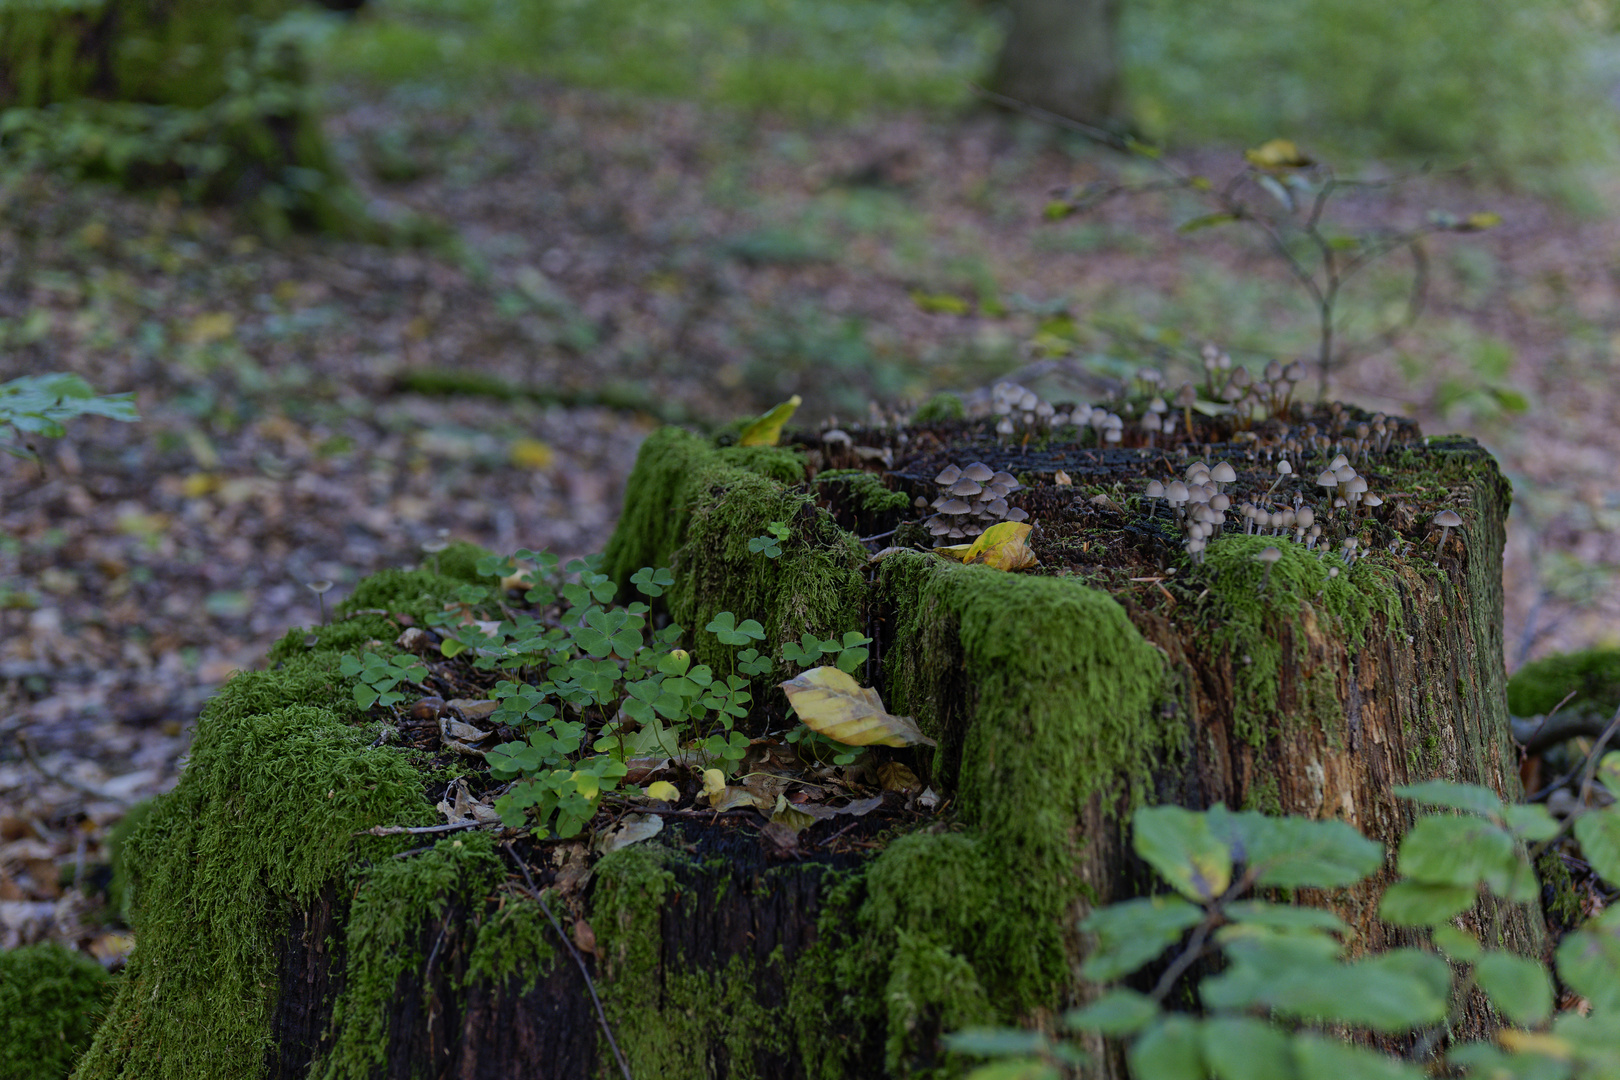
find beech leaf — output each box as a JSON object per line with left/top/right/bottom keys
{"left": 780, "top": 666, "right": 936, "bottom": 747}
{"left": 935, "top": 521, "right": 1039, "bottom": 571}
{"left": 738, "top": 394, "right": 801, "bottom": 447}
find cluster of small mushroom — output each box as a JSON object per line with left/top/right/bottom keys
{"left": 1143, "top": 459, "right": 1239, "bottom": 564}
{"left": 988, "top": 381, "right": 1126, "bottom": 445}
{"left": 1310, "top": 453, "right": 1384, "bottom": 517}
{"left": 921, "top": 461, "right": 1029, "bottom": 540}
{"left": 1200, "top": 349, "right": 1308, "bottom": 419}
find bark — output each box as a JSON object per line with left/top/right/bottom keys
{"left": 988, "top": 0, "right": 1126, "bottom": 127}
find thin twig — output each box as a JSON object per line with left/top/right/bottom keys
{"left": 358, "top": 821, "right": 486, "bottom": 837}
{"left": 505, "top": 843, "right": 634, "bottom": 1080}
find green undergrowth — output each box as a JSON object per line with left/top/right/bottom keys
{"left": 73, "top": 693, "right": 431, "bottom": 1080}
{"left": 317, "top": 834, "right": 504, "bottom": 1080}
{"left": 0, "top": 942, "right": 115, "bottom": 1080}
{"left": 1508, "top": 648, "right": 1620, "bottom": 721}
{"left": 603, "top": 427, "right": 865, "bottom": 683}
{"left": 1199, "top": 534, "right": 1403, "bottom": 746}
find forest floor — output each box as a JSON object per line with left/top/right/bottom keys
{"left": 2, "top": 76, "right": 1618, "bottom": 957}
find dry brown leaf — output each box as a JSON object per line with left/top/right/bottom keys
{"left": 877, "top": 761, "right": 921, "bottom": 793}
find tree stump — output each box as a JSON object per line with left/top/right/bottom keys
{"left": 77, "top": 401, "right": 1543, "bottom": 1080}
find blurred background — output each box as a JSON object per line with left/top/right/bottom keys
{"left": 1, "top": 0, "right": 1619, "bottom": 952}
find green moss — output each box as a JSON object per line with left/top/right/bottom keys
{"left": 1199, "top": 534, "right": 1403, "bottom": 746}
{"left": 816, "top": 469, "right": 912, "bottom": 516}
{"left": 74, "top": 703, "right": 430, "bottom": 1080}
{"left": 1244, "top": 772, "right": 1282, "bottom": 816}
{"left": 105, "top": 797, "right": 158, "bottom": 926}
{"left": 602, "top": 427, "right": 806, "bottom": 589}
{"left": 912, "top": 393, "right": 966, "bottom": 424}
{"left": 463, "top": 895, "right": 556, "bottom": 994}
{"left": 0, "top": 943, "right": 115, "bottom": 1080}
{"left": 861, "top": 552, "right": 1174, "bottom": 1069}
{"left": 603, "top": 427, "right": 865, "bottom": 683}
{"left": 1508, "top": 648, "right": 1620, "bottom": 720}
{"left": 1535, "top": 852, "right": 1583, "bottom": 931}
{"left": 317, "top": 834, "right": 504, "bottom": 1080}
{"left": 592, "top": 845, "right": 812, "bottom": 1079}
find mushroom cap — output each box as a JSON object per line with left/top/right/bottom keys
{"left": 1277, "top": 459, "right": 1293, "bottom": 475}
{"left": 1211, "top": 461, "right": 1237, "bottom": 483}
{"left": 1174, "top": 384, "right": 1197, "bottom": 406}
{"left": 1255, "top": 546, "right": 1284, "bottom": 564}
{"left": 962, "top": 461, "right": 995, "bottom": 482}
{"left": 1103, "top": 428, "right": 1122, "bottom": 442}
{"left": 1018, "top": 390, "right": 1039, "bottom": 411}
{"left": 991, "top": 471, "right": 1020, "bottom": 489}
{"left": 995, "top": 417, "right": 1014, "bottom": 434}
{"left": 1346, "top": 477, "right": 1368, "bottom": 495}
{"left": 1333, "top": 465, "right": 1358, "bottom": 483}
{"left": 986, "top": 481, "right": 1011, "bottom": 498}
{"left": 1035, "top": 400, "right": 1055, "bottom": 418}
{"left": 927, "top": 517, "right": 954, "bottom": 535}
{"left": 822, "top": 428, "right": 852, "bottom": 446}
{"left": 1145, "top": 480, "right": 1165, "bottom": 498}
{"left": 1210, "top": 493, "right": 1230, "bottom": 512}
{"left": 1433, "top": 509, "right": 1463, "bottom": 528}
{"left": 1363, "top": 493, "right": 1384, "bottom": 508}
{"left": 986, "top": 498, "right": 1009, "bottom": 517}
{"left": 935, "top": 463, "right": 962, "bottom": 486}
{"left": 1296, "top": 507, "right": 1315, "bottom": 527}
{"left": 1004, "top": 507, "right": 1029, "bottom": 522}
{"left": 938, "top": 498, "right": 973, "bottom": 515}
{"left": 1166, "top": 481, "right": 1190, "bottom": 501}
{"left": 1148, "top": 396, "right": 1168, "bottom": 414}
{"left": 1329, "top": 453, "right": 1350, "bottom": 470}
{"left": 1317, "top": 471, "right": 1338, "bottom": 487}
{"left": 948, "top": 478, "right": 983, "bottom": 497}
{"left": 1142, "top": 412, "right": 1163, "bottom": 431}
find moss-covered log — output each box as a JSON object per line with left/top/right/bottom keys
{"left": 0, "top": 0, "right": 361, "bottom": 233}
{"left": 77, "top": 409, "right": 1542, "bottom": 1079}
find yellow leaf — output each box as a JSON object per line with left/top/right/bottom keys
{"left": 936, "top": 521, "right": 1039, "bottom": 571}
{"left": 702, "top": 768, "right": 726, "bottom": 801}
{"left": 910, "top": 291, "right": 972, "bottom": 316}
{"left": 1465, "top": 212, "right": 1502, "bottom": 230}
{"left": 1244, "top": 138, "right": 1312, "bottom": 169}
{"left": 771, "top": 803, "right": 817, "bottom": 833}
{"left": 1498, "top": 1031, "right": 1572, "bottom": 1059}
{"left": 645, "top": 780, "right": 680, "bottom": 803}
{"left": 186, "top": 312, "right": 236, "bottom": 346}
{"left": 780, "top": 666, "right": 936, "bottom": 748}
{"left": 509, "top": 437, "right": 555, "bottom": 469}
{"left": 181, "top": 472, "right": 219, "bottom": 498}
{"left": 738, "top": 394, "right": 801, "bottom": 447}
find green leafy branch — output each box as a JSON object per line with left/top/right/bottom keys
{"left": 949, "top": 778, "right": 1620, "bottom": 1080}
{"left": 0, "top": 373, "right": 138, "bottom": 463}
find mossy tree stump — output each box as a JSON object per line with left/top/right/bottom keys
{"left": 80, "top": 408, "right": 1541, "bottom": 1080}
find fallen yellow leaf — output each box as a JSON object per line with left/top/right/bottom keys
{"left": 738, "top": 395, "right": 801, "bottom": 447}
{"left": 780, "top": 666, "right": 936, "bottom": 748}
{"left": 186, "top": 312, "right": 236, "bottom": 346}
{"left": 702, "top": 768, "right": 726, "bottom": 801}
{"left": 509, "top": 438, "right": 555, "bottom": 469}
{"left": 1498, "top": 1030, "right": 1571, "bottom": 1059}
{"left": 181, "top": 472, "right": 219, "bottom": 498}
{"left": 1244, "top": 138, "right": 1312, "bottom": 169}
{"left": 935, "top": 521, "right": 1038, "bottom": 571}
{"left": 645, "top": 780, "right": 680, "bottom": 803}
